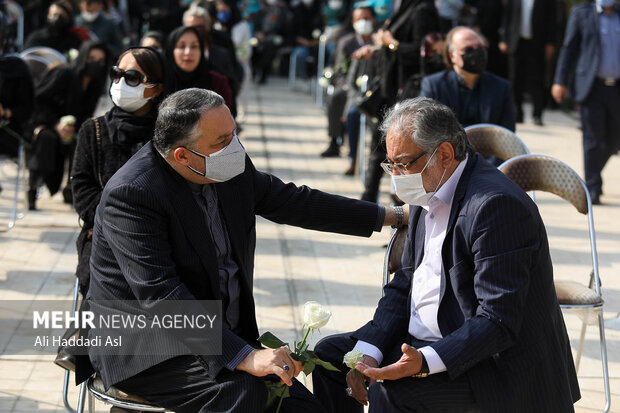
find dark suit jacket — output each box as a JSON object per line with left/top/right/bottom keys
{"left": 554, "top": 3, "right": 620, "bottom": 103}
{"left": 88, "top": 141, "right": 381, "bottom": 389}
{"left": 501, "top": 0, "right": 556, "bottom": 52}
{"left": 353, "top": 154, "right": 580, "bottom": 413}
{"left": 420, "top": 69, "right": 516, "bottom": 131}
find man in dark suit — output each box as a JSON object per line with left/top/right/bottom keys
{"left": 420, "top": 26, "right": 515, "bottom": 131}
{"left": 552, "top": 0, "right": 620, "bottom": 205}
{"left": 312, "top": 97, "right": 580, "bottom": 413}
{"left": 499, "top": 0, "right": 556, "bottom": 125}
{"left": 86, "top": 88, "right": 405, "bottom": 412}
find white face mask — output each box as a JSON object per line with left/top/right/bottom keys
{"left": 266, "top": 0, "right": 278, "bottom": 5}
{"left": 185, "top": 134, "right": 246, "bottom": 182}
{"left": 81, "top": 10, "right": 100, "bottom": 23}
{"left": 353, "top": 19, "right": 373, "bottom": 36}
{"left": 301, "top": 0, "right": 314, "bottom": 6}
{"left": 328, "top": 0, "right": 343, "bottom": 9}
{"left": 391, "top": 147, "right": 445, "bottom": 206}
{"left": 109, "top": 77, "right": 155, "bottom": 113}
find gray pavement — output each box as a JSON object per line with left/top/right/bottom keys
{"left": 0, "top": 77, "right": 618, "bottom": 412}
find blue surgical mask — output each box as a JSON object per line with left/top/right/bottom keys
{"left": 217, "top": 10, "right": 231, "bottom": 23}
{"left": 597, "top": 0, "right": 616, "bottom": 7}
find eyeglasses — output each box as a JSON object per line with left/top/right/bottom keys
{"left": 109, "top": 66, "right": 153, "bottom": 87}
{"left": 381, "top": 151, "right": 427, "bottom": 175}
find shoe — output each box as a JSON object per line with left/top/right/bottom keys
{"left": 320, "top": 143, "right": 340, "bottom": 157}
{"left": 533, "top": 116, "right": 544, "bottom": 126}
{"left": 344, "top": 162, "right": 355, "bottom": 176}
{"left": 54, "top": 351, "right": 76, "bottom": 372}
{"left": 27, "top": 189, "right": 37, "bottom": 211}
{"left": 590, "top": 190, "right": 601, "bottom": 205}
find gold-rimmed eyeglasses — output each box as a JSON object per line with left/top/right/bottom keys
{"left": 380, "top": 151, "right": 427, "bottom": 175}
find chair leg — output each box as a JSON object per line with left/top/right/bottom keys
{"left": 62, "top": 369, "right": 74, "bottom": 413}
{"left": 575, "top": 318, "right": 587, "bottom": 372}
{"left": 76, "top": 381, "right": 88, "bottom": 413}
{"left": 597, "top": 311, "right": 610, "bottom": 413}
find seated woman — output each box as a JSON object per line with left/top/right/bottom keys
{"left": 70, "top": 46, "right": 167, "bottom": 295}
{"left": 165, "top": 26, "right": 232, "bottom": 109}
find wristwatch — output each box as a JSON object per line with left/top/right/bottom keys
{"left": 412, "top": 354, "right": 429, "bottom": 378}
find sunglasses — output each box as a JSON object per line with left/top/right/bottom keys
{"left": 109, "top": 66, "right": 154, "bottom": 87}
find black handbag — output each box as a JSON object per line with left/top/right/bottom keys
{"left": 354, "top": 77, "right": 385, "bottom": 118}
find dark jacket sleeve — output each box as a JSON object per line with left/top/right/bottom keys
{"left": 71, "top": 118, "right": 102, "bottom": 227}
{"left": 498, "top": 81, "right": 516, "bottom": 131}
{"left": 553, "top": 6, "right": 582, "bottom": 87}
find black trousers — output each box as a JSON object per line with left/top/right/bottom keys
{"left": 361, "top": 124, "right": 385, "bottom": 202}
{"left": 312, "top": 333, "right": 478, "bottom": 413}
{"left": 115, "top": 355, "right": 325, "bottom": 413}
{"left": 509, "top": 37, "right": 546, "bottom": 119}
{"left": 327, "top": 88, "right": 347, "bottom": 141}
{"left": 580, "top": 80, "right": 620, "bottom": 195}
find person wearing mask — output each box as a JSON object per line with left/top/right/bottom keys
{"left": 420, "top": 26, "right": 515, "bottom": 131}
{"left": 499, "top": 0, "right": 556, "bottom": 126}
{"left": 166, "top": 26, "right": 233, "bottom": 110}
{"left": 182, "top": 6, "right": 239, "bottom": 117}
{"left": 352, "top": 0, "right": 439, "bottom": 202}
{"left": 321, "top": 6, "right": 376, "bottom": 172}
{"left": 552, "top": 0, "right": 620, "bottom": 205}
{"left": 312, "top": 97, "right": 580, "bottom": 413}
{"left": 24, "top": 0, "right": 82, "bottom": 56}
{"left": 290, "top": 0, "right": 324, "bottom": 79}
{"left": 75, "top": 0, "right": 123, "bottom": 58}
{"left": 70, "top": 46, "right": 166, "bottom": 296}
{"left": 82, "top": 87, "right": 406, "bottom": 412}
{"left": 30, "top": 40, "right": 110, "bottom": 204}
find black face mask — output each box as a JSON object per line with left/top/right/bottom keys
{"left": 84, "top": 61, "right": 105, "bottom": 78}
{"left": 424, "top": 54, "right": 446, "bottom": 76}
{"left": 47, "top": 15, "right": 71, "bottom": 34}
{"left": 461, "top": 47, "right": 487, "bottom": 74}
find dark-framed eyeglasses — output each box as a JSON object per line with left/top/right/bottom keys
{"left": 109, "top": 66, "right": 154, "bottom": 87}
{"left": 381, "top": 151, "right": 427, "bottom": 175}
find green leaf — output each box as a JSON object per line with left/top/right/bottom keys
{"left": 258, "top": 332, "right": 288, "bottom": 349}
{"left": 302, "top": 360, "right": 316, "bottom": 375}
{"left": 265, "top": 381, "right": 287, "bottom": 407}
{"left": 313, "top": 357, "right": 340, "bottom": 372}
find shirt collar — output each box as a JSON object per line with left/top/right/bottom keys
{"left": 429, "top": 153, "right": 469, "bottom": 208}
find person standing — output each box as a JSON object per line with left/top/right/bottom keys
{"left": 552, "top": 0, "right": 620, "bottom": 205}
{"left": 500, "top": 0, "right": 556, "bottom": 125}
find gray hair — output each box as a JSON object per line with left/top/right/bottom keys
{"left": 182, "top": 5, "right": 211, "bottom": 27}
{"left": 153, "top": 88, "right": 225, "bottom": 157}
{"left": 379, "top": 97, "right": 472, "bottom": 161}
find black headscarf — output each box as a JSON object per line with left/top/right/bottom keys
{"left": 165, "top": 26, "right": 212, "bottom": 92}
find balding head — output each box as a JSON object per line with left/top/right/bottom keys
{"left": 443, "top": 26, "right": 487, "bottom": 70}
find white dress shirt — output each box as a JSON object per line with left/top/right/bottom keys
{"left": 355, "top": 155, "right": 468, "bottom": 375}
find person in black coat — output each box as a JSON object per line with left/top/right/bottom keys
{"left": 23, "top": 0, "right": 82, "bottom": 55}
{"left": 30, "top": 40, "right": 111, "bottom": 204}
{"left": 71, "top": 46, "right": 166, "bottom": 295}
{"left": 0, "top": 54, "right": 33, "bottom": 158}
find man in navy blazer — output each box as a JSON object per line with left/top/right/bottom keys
{"left": 85, "top": 88, "right": 404, "bottom": 412}
{"left": 552, "top": 0, "right": 620, "bottom": 204}
{"left": 312, "top": 97, "right": 579, "bottom": 413}
{"left": 420, "top": 26, "right": 515, "bottom": 132}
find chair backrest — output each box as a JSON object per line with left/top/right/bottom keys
{"left": 465, "top": 123, "right": 529, "bottom": 161}
{"left": 499, "top": 154, "right": 601, "bottom": 296}
{"left": 20, "top": 46, "right": 67, "bottom": 66}
{"left": 382, "top": 226, "right": 408, "bottom": 288}
{"left": 499, "top": 154, "right": 588, "bottom": 214}
{"left": 20, "top": 54, "right": 50, "bottom": 83}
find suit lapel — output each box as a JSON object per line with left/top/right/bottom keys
{"left": 156, "top": 153, "right": 221, "bottom": 297}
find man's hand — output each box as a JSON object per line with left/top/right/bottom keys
{"left": 551, "top": 84, "right": 568, "bottom": 104}
{"left": 236, "top": 347, "right": 303, "bottom": 386}
{"left": 351, "top": 44, "right": 377, "bottom": 60}
{"left": 498, "top": 41, "right": 509, "bottom": 54}
{"left": 545, "top": 43, "right": 555, "bottom": 60}
{"left": 346, "top": 355, "right": 378, "bottom": 405}
{"left": 356, "top": 343, "right": 423, "bottom": 381}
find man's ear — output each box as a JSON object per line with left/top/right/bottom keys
{"left": 172, "top": 147, "right": 191, "bottom": 166}
{"left": 438, "top": 141, "right": 455, "bottom": 167}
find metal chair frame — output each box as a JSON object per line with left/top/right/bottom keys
{"left": 0, "top": 142, "right": 25, "bottom": 230}
{"left": 84, "top": 376, "right": 167, "bottom": 412}
{"left": 499, "top": 154, "right": 610, "bottom": 413}
{"left": 382, "top": 226, "right": 408, "bottom": 289}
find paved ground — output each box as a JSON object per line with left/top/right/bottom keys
{"left": 0, "top": 77, "right": 618, "bottom": 412}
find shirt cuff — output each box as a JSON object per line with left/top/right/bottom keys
{"left": 226, "top": 344, "right": 255, "bottom": 370}
{"left": 353, "top": 341, "right": 384, "bottom": 365}
{"left": 418, "top": 346, "right": 446, "bottom": 374}
{"left": 374, "top": 206, "right": 386, "bottom": 232}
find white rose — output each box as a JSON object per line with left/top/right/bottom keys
{"left": 303, "top": 301, "right": 331, "bottom": 329}
{"left": 343, "top": 350, "right": 364, "bottom": 369}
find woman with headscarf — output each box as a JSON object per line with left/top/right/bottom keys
{"left": 28, "top": 40, "right": 111, "bottom": 206}
{"left": 165, "top": 26, "right": 232, "bottom": 108}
